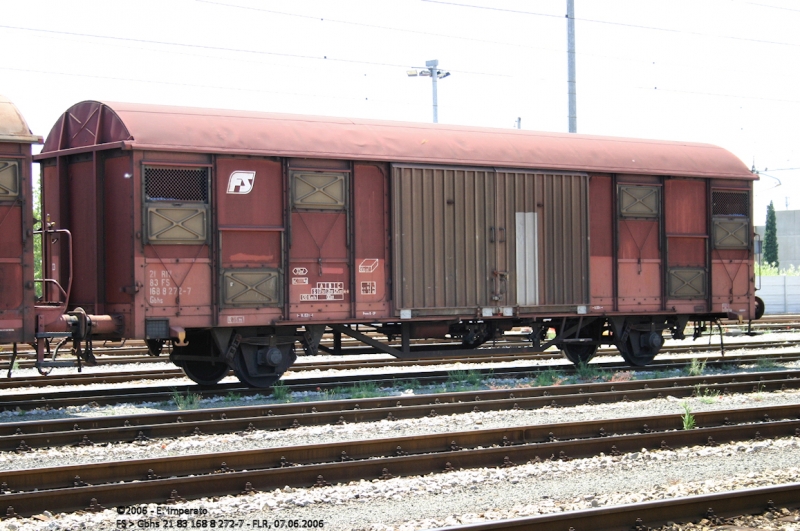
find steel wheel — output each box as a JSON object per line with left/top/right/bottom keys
{"left": 562, "top": 342, "right": 598, "bottom": 364}
{"left": 755, "top": 296, "right": 765, "bottom": 320}
{"left": 616, "top": 331, "right": 662, "bottom": 366}
{"left": 561, "top": 319, "right": 603, "bottom": 365}
{"left": 233, "top": 343, "right": 297, "bottom": 388}
{"left": 170, "top": 330, "right": 230, "bottom": 386}
{"left": 182, "top": 360, "right": 229, "bottom": 386}
{"left": 146, "top": 339, "right": 164, "bottom": 357}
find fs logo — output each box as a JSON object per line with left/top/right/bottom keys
{"left": 227, "top": 171, "right": 255, "bottom": 194}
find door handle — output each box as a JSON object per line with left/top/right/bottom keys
{"left": 499, "top": 227, "right": 506, "bottom": 243}
{"left": 490, "top": 226, "right": 495, "bottom": 243}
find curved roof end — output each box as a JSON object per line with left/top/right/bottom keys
{"left": 0, "top": 95, "right": 42, "bottom": 144}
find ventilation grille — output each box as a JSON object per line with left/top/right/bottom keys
{"left": 712, "top": 191, "right": 748, "bottom": 217}
{"left": 145, "top": 167, "right": 209, "bottom": 203}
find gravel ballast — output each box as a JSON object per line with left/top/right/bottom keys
{"left": 1, "top": 387, "right": 799, "bottom": 530}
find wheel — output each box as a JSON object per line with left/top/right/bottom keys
{"left": 170, "top": 330, "right": 230, "bottom": 386}
{"left": 232, "top": 343, "right": 297, "bottom": 388}
{"left": 146, "top": 339, "right": 164, "bottom": 357}
{"left": 561, "top": 319, "right": 603, "bottom": 365}
{"left": 562, "top": 342, "right": 598, "bottom": 364}
{"left": 754, "top": 296, "right": 765, "bottom": 320}
{"left": 182, "top": 360, "right": 229, "bottom": 386}
{"left": 616, "top": 328, "right": 663, "bottom": 367}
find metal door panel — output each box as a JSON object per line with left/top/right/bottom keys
{"left": 215, "top": 157, "right": 285, "bottom": 320}
{"left": 289, "top": 166, "right": 350, "bottom": 319}
{"left": 392, "top": 166, "right": 493, "bottom": 314}
{"left": 353, "top": 164, "right": 390, "bottom": 318}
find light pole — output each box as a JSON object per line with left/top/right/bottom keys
{"left": 407, "top": 59, "right": 450, "bottom": 123}
{"left": 567, "top": 0, "right": 577, "bottom": 133}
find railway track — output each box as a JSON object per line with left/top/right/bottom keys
{"left": 2, "top": 370, "right": 798, "bottom": 452}
{"left": 1, "top": 403, "right": 798, "bottom": 518}
{"left": 430, "top": 484, "right": 800, "bottom": 531}
{"left": 1, "top": 314, "right": 797, "bottom": 369}
{"left": 2, "top": 337, "right": 799, "bottom": 392}
{"left": 1, "top": 349, "right": 800, "bottom": 411}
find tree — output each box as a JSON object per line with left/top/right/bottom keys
{"left": 764, "top": 200, "right": 779, "bottom": 268}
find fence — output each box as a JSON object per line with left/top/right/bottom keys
{"left": 758, "top": 276, "right": 800, "bottom": 314}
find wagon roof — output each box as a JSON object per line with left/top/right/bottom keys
{"left": 0, "top": 95, "right": 42, "bottom": 144}
{"left": 37, "top": 100, "right": 754, "bottom": 180}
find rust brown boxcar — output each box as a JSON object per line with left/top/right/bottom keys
{"left": 20, "top": 100, "right": 759, "bottom": 386}
{"left": 0, "top": 96, "right": 40, "bottom": 346}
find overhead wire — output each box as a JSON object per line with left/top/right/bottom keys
{"left": 0, "top": 23, "right": 505, "bottom": 77}
{"left": 423, "top": 0, "right": 800, "bottom": 47}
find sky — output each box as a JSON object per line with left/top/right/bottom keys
{"left": 2, "top": 0, "right": 799, "bottom": 225}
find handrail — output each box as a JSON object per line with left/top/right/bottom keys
{"left": 33, "top": 228, "right": 73, "bottom": 308}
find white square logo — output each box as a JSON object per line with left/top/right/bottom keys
{"left": 227, "top": 171, "right": 256, "bottom": 194}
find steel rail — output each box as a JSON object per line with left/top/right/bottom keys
{"left": 1, "top": 404, "right": 798, "bottom": 517}
{"left": 3, "top": 337, "right": 800, "bottom": 390}
{"left": 1, "top": 352, "right": 800, "bottom": 412}
{"left": 2, "top": 370, "right": 798, "bottom": 452}
{"left": 426, "top": 483, "right": 800, "bottom": 531}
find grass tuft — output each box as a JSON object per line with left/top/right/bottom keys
{"left": 172, "top": 390, "right": 202, "bottom": 410}
{"left": 535, "top": 369, "right": 560, "bottom": 387}
{"left": 271, "top": 381, "right": 291, "bottom": 401}
{"left": 684, "top": 358, "right": 707, "bottom": 377}
{"left": 575, "top": 362, "right": 611, "bottom": 382}
{"left": 681, "top": 402, "right": 696, "bottom": 430}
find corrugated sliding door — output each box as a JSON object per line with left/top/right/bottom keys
{"left": 391, "top": 165, "right": 494, "bottom": 315}
{"left": 392, "top": 166, "right": 589, "bottom": 316}
{"left": 495, "top": 171, "right": 589, "bottom": 309}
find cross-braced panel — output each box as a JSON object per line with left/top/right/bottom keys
{"left": 0, "top": 160, "right": 19, "bottom": 200}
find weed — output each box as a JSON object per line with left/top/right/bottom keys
{"left": 321, "top": 387, "right": 341, "bottom": 400}
{"left": 172, "top": 390, "right": 201, "bottom": 410}
{"left": 684, "top": 358, "right": 707, "bottom": 377}
{"left": 756, "top": 357, "right": 780, "bottom": 370}
{"left": 575, "top": 362, "right": 610, "bottom": 382}
{"left": 349, "top": 381, "right": 381, "bottom": 399}
{"left": 447, "top": 370, "right": 468, "bottom": 385}
{"left": 403, "top": 379, "right": 423, "bottom": 391}
{"left": 11, "top": 359, "right": 20, "bottom": 372}
{"left": 223, "top": 392, "right": 242, "bottom": 402}
{"left": 535, "top": 369, "right": 560, "bottom": 387}
{"left": 751, "top": 383, "right": 766, "bottom": 401}
{"left": 271, "top": 381, "right": 291, "bottom": 401}
{"left": 680, "top": 402, "right": 695, "bottom": 430}
{"left": 466, "top": 369, "right": 483, "bottom": 386}
{"left": 693, "top": 386, "right": 720, "bottom": 404}
{"left": 444, "top": 370, "right": 483, "bottom": 391}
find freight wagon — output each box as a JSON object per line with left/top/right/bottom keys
{"left": 1, "top": 99, "right": 761, "bottom": 387}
